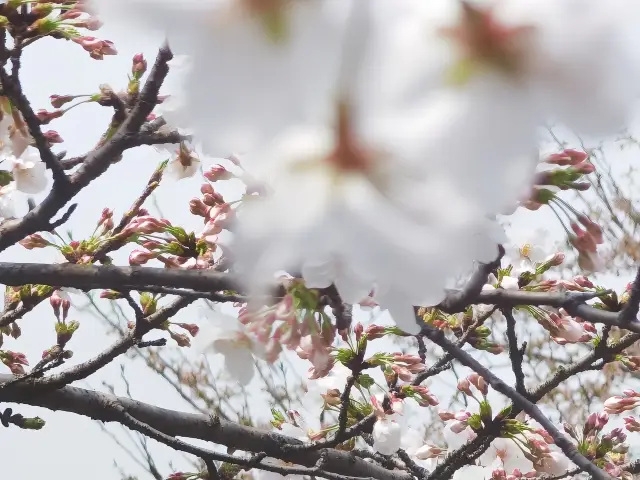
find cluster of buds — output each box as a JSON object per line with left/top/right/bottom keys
{"left": 236, "top": 282, "right": 336, "bottom": 374}
{"left": 524, "top": 149, "right": 594, "bottom": 211}
{"left": 190, "top": 185, "right": 228, "bottom": 220}
{"left": 162, "top": 320, "right": 200, "bottom": 348}
{"left": 467, "top": 325, "right": 504, "bottom": 355}
{"left": 0, "top": 350, "right": 28, "bottom": 375}
{"left": 364, "top": 352, "right": 425, "bottom": 384}
{"left": 604, "top": 390, "right": 640, "bottom": 414}
{"left": 565, "top": 411, "right": 629, "bottom": 475}
{"left": 125, "top": 215, "right": 215, "bottom": 269}
{"left": 397, "top": 385, "right": 439, "bottom": 407}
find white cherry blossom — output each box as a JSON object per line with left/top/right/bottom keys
{"left": 194, "top": 310, "right": 266, "bottom": 385}
{"left": 499, "top": 276, "right": 520, "bottom": 290}
{"left": 372, "top": 416, "right": 402, "bottom": 455}
{"left": 443, "top": 420, "right": 477, "bottom": 451}
{"left": 535, "top": 451, "right": 571, "bottom": 476}
{"left": 479, "top": 437, "right": 533, "bottom": 473}
{"left": 8, "top": 147, "right": 48, "bottom": 194}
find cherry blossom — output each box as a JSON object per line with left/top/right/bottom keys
{"left": 371, "top": 396, "right": 402, "bottom": 455}
{"left": 8, "top": 147, "right": 48, "bottom": 194}
{"left": 479, "top": 438, "right": 533, "bottom": 473}
{"left": 534, "top": 451, "right": 570, "bottom": 476}
{"left": 443, "top": 419, "right": 477, "bottom": 451}
{"left": 194, "top": 310, "right": 267, "bottom": 385}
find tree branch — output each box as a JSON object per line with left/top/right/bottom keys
{"left": 619, "top": 266, "right": 640, "bottom": 324}
{"left": 0, "top": 262, "right": 241, "bottom": 294}
{"left": 0, "top": 378, "right": 411, "bottom": 480}
{"left": 504, "top": 309, "right": 527, "bottom": 395}
{"left": 437, "top": 246, "right": 504, "bottom": 313}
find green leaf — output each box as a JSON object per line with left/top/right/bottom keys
{"left": 357, "top": 374, "right": 375, "bottom": 389}
{"left": 0, "top": 170, "right": 13, "bottom": 187}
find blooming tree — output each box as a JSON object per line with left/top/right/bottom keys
{"left": 3, "top": 1, "right": 640, "bottom": 480}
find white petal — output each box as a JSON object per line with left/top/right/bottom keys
{"left": 14, "top": 160, "right": 48, "bottom": 194}
{"left": 225, "top": 351, "right": 256, "bottom": 386}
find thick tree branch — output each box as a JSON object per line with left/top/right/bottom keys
{"left": 419, "top": 323, "right": 614, "bottom": 480}
{"left": 0, "top": 378, "right": 411, "bottom": 480}
{"left": 504, "top": 309, "right": 527, "bottom": 395}
{"left": 619, "top": 266, "right": 640, "bottom": 324}
{"left": 0, "top": 262, "right": 241, "bottom": 294}
{"left": 437, "top": 246, "right": 504, "bottom": 313}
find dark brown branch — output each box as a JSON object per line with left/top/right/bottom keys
{"left": 419, "top": 323, "right": 614, "bottom": 480}
{"left": 0, "top": 378, "right": 410, "bottom": 480}
{"left": 504, "top": 309, "right": 527, "bottom": 395}
{"left": 437, "top": 245, "right": 504, "bottom": 313}
{"left": 0, "top": 263, "right": 241, "bottom": 294}
{"left": 619, "top": 266, "right": 640, "bottom": 324}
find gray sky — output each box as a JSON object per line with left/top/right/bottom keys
{"left": 1, "top": 14, "right": 639, "bottom": 480}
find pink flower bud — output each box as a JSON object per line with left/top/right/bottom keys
{"left": 573, "top": 275, "right": 594, "bottom": 288}
{"left": 391, "top": 364, "right": 413, "bottom": 382}
{"left": 457, "top": 378, "right": 473, "bottom": 396}
{"left": 545, "top": 149, "right": 588, "bottom": 166}
{"left": 129, "top": 249, "right": 156, "bottom": 266}
{"left": 604, "top": 395, "right": 640, "bottom": 414}
{"left": 364, "top": 325, "right": 386, "bottom": 340}
{"left": 574, "top": 162, "right": 596, "bottom": 174}
{"left": 43, "top": 130, "right": 63, "bottom": 143}
{"left": 189, "top": 198, "right": 210, "bottom": 217}
{"left": 176, "top": 323, "right": 199, "bottom": 337}
{"left": 468, "top": 373, "right": 489, "bottom": 395}
{"left": 438, "top": 410, "right": 455, "bottom": 421}
{"left": 353, "top": 322, "right": 363, "bottom": 341}
{"left": 449, "top": 420, "right": 469, "bottom": 433}
{"left": 170, "top": 331, "right": 191, "bottom": 347}
{"left": 36, "top": 109, "right": 63, "bottom": 124}
{"left": 623, "top": 416, "right": 640, "bottom": 432}
{"left": 203, "top": 164, "right": 233, "bottom": 182}
{"left": 19, "top": 234, "right": 48, "bottom": 249}
{"left": 547, "top": 252, "right": 565, "bottom": 266}
{"left": 50, "top": 95, "right": 76, "bottom": 108}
